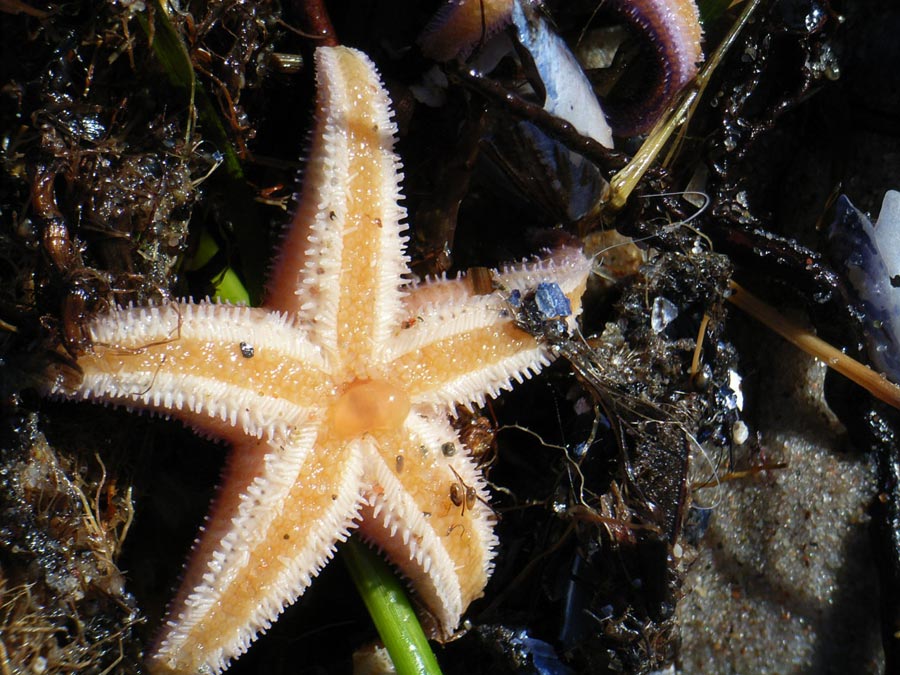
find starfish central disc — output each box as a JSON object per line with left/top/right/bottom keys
{"left": 331, "top": 379, "right": 411, "bottom": 437}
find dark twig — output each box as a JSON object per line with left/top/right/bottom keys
{"left": 447, "top": 66, "right": 629, "bottom": 175}
{"left": 292, "top": 0, "right": 338, "bottom": 46}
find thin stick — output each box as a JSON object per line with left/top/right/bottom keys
{"left": 728, "top": 282, "right": 900, "bottom": 411}
{"left": 691, "top": 313, "right": 711, "bottom": 378}
{"left": 606, "top": 0, "right": 761, "bottom": 211}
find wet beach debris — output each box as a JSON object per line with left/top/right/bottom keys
{"left": 495, "top": 247, "right": 738, "bottom": 672}
{"left": 0, "top": 413, "right": 141, "bottom": 673}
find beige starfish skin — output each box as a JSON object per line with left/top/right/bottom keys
{"left": 45, "top": 46, "right": 591, "bottom": 674}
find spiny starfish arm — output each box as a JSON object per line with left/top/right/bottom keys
{"left": 492, "top": 246, "right": 594, "bottom": 308}
{"left": 620, "top": 0, "right": 703, "bottom": 92}
{"left": 608, "top": 0, "right": 703, "bottom": 134}
{"left": 391, "top": 317, "right": 550, "bottom": 412}
{"left": 149, "top": 431, "right": 366, "bottom": 674}
{"left": 266, "top": 46, "right": 411, "bottom": 371}
{"left": 357, "top": 413, "right": 497, "bottom": 638}
{"left": 388, "top": 248, "right": 592, "bottom": 410}
{"left": 45, "top": 302, "right": 331, "bottom": 441}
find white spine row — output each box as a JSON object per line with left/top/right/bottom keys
{"left": 85, "top": 301, "right": 325, "bottom": 367}
{"left": 360, "top": 411, "right": 498, "bottom": 635}
{"left": 296, "top": 98, "right": 349, "bottom": 354}
{"left": 361, "top": 441, "right": 464, "bottom": 632}
{"left": 417, "top": 347, "right": 553, "bottom": 414}
{"left": 73, "top": 370, "right": 307, "bottom": 441}
{"left": 363, "top": 51, "right": 414, "bottom": 355}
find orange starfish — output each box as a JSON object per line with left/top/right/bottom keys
{"left": 45, "top": 46, "right": 591, "bottom": 673}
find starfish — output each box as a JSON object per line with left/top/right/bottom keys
{"left": 44, "top": 46, "right": 591, "bottom": 673}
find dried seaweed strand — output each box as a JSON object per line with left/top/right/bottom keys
{"left": 728, "top": 282, "right": 900, "bottom": 411}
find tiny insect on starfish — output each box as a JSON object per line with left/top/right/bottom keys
{"left": 44, "top": 46, "right": 591, "bottom": 673}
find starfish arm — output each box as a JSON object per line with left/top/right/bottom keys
{"left": 388, "top": 248, "right": 592, "bottom": 410}
{"left": 45, "top": 302, "right": 331, "bottom": 441}
{"left": 266, "top": 46, "right": 410, "bottom": 372}
{"left": 418, "top": 0, "right": 513, "bottom": 61}
{"left": 357, "top": 413, "right": 497, "bottom": 638}
{"left": 148, "top": 430, "right": 366, "bottom": 674}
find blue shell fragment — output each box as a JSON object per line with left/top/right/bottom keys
{"left": 534, "top": 282, "right": 572, "bottom": 319}
{"left": 477, "top": 625, "right": 577, "bottom": 675}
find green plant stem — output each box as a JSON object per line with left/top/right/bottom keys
{"left": 343, "top": 537, "right": 445, "bottom": 675}
{"left": 143, "top": 0, "right": 243, "bottom": 179}
{"left": 188, "top": 232, "right": 251, "bottom": 304}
